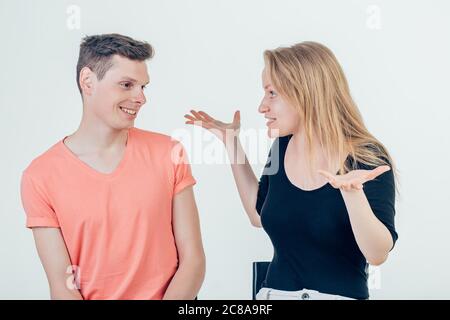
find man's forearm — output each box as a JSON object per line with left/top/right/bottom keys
{"left": 163, "top": 258, "right": 205, "bottom": 300}
{"left": 50, "top": 285, "right": 84, "bottom": 300}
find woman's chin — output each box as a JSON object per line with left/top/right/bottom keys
{"left": 268, "top": 128, "right": 281, "bottom": 138}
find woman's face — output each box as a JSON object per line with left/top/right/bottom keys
{"left": 258, "top": 68, "right": 300, "bottom": 138}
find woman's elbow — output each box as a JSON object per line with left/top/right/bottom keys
{"left": 250, "top": 218, "right": 262, "bottom": 228}
{"left": 367, "top": 254, "right": 388, "bottom": 266}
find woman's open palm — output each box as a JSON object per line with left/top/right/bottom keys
{"left": 318, "top": 165, "right": 390, "bottom": 191}
{"left": 184, "top": 110, "right": 241, "bottom": 143}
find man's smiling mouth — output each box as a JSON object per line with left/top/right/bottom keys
{"left": 119, "top": 106, "right": 137, "bottom": 115}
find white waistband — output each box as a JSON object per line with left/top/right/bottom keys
{"left": 256, "top": 287, "right": 356, "bottom": 300}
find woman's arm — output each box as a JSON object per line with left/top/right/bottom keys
{"left": 340, "top": 189, "right": 394, "bottom": 265}
{"left": 319, "top": 165, "right": 396, "bottom": 265}
{"left": 185, "top": 110, "right": 262, "bottom": 227}
{"left": 224, "top": 136, "right": 262, "bottom": 227}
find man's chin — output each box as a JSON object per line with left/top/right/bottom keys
{"left": 110, "top": 119, "right": 135, "bottom": 131}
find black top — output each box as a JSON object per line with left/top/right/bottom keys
{"left": 256, "top": 135, "right": 398, "bottom": 299}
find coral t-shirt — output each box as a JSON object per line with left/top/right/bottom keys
{"left": 20, "top": 127, "right": 196, "bottom": 299}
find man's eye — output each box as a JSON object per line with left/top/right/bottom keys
{"left": 121, "top": 82, "right": 132, "bottom": 89}
{"left": 141, "top": 85, "right": 147, "bottom": 90}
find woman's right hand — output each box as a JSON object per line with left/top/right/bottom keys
{"left": 184, "top": 110, "right": 241, "bottom": 145}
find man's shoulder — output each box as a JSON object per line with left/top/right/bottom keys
{"left": 23, "top": 141, "right": 65, "bottom": 180}
{"left": 131, "top": 127, "right": 182, "bottom": 149}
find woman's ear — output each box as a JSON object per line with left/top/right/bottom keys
{"left": 79, "top": 66, "right": 95, "bottom": 96}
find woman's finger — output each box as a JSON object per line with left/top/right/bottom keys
{"left": 198, "top": 111, "right": 215, "bottom": 122}
{"left": 318, "top": 170, "right": 340, "bottom": 188}
{"left": 342, "top": 183, "right": 352, "bottom": 192}
{"left": 184, "top": 114, "right": 197, "bottom": 122}
{"left": 329, "top": 178, "right": 340, "bottom": 189}
{"left": 318, "top": 170, "right": 335, "bottom": 181}
{"left": 191, "top": 110, "right": 207, "bottom": 122}
{"left": 367, "top": 165, "right": 391, "bottom": 180}
{"left": 190, "top": 110, "right": 202, "bottom": 120}
{"left": 350, "top": 181, "right": 363, "bottom": 190}
{"left": 340, "top": 183, "right": 347, "bottom": 191}
{"left": 185, "top": 120, "right": 202, "bottom": 127}
{"left": 233, "top": 110, "right": 240, "bottom": 124}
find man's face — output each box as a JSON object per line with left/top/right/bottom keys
{"left": 85, "top": 55, "right": 150, "bottom": 130}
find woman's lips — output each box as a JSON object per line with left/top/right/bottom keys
{"left": 266, "top": 118, "right": 276, "bottom": 126}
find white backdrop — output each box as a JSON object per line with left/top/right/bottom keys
{"left": 1, "top": 0, "right": 449, "bottom": 299}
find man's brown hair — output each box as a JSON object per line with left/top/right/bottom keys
{"left": 76, "top": 33, "right": 154, "bottom": 93}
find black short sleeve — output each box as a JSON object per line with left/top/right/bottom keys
{"left": 362, "top": 165, "right": 398, "bottom": 250}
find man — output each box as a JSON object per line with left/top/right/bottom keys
{"left": 20, "top": 34, "right": 205, "bottom": 299}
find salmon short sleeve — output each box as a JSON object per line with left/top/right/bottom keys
{"left": 20, "top": 171, "right": 60, "bottom": 228}
{"left": 170, "top": 141, "right": 196, "bottom": 195}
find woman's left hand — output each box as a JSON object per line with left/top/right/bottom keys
{"left": 318, "top": 165, "right": 390, "bottom": 192}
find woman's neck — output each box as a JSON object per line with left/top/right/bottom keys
{"left": 289, "top": 130, "right": 338, "bottom": 174}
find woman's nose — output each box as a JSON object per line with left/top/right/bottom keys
{"left": 258, "top": 102, "right": 269, "bottom": 114}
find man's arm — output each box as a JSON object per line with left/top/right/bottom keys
{"left": 32, "top": 227, "right": 84, "bottom": 300}
{"left": 163, "top": 186, "right": 206, "bottom": 300}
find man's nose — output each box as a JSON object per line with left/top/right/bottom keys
{"left": 132, "top": 88, "right": 146, "bottom": 105}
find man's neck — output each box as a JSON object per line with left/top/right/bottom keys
{"left": 65, "top": 119, "right": 129, "bottom": 155}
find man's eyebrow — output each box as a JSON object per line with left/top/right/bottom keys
{"left": 120, "top": 76, "right": 137, "bottom": 82}
{"left": 120, "top": 77, "right": 150, "bottom": 85}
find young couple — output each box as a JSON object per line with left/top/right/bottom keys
{"left": 20, "top": 33, "right": 397, "bottom": 300}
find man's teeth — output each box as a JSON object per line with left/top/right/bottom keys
{"left": 120, "top": 107, "right": 136, "bottom": 115}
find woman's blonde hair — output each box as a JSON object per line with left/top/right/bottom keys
{"left": 264, "top": 41, "right": 396, "bottom": 182}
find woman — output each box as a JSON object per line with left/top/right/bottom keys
{"left": 184, "top": 41, "right": 397, "bottom": 300}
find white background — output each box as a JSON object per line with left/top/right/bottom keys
{"left": 1, "top": 0, "right": 449, "bottom": 299}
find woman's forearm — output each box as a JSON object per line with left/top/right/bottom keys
{"left": 224, "top": 136, "right": 261, "bottom": 227}
{"left": 340, "top": 189, "right": 393, "bottom": 265}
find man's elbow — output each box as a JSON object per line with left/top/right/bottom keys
{"left": 181, "top": 251, "right": 206, "bottom": 278}
{"left": 196, "top": 252, "right": 206, "bottom": 278}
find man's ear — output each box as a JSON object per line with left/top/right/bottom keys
{"left": 79, "top": 67, "right": 95, "bottom": 96}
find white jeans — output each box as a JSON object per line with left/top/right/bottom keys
{"left": 256, "top": 287, "right": 356, "bottom": 300}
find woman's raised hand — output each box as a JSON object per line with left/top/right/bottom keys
{"left": 184, "top": 110, "right": 241, "bottom": 144}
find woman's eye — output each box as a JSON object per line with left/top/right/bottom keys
{"left": 269, "top": 90, "right": 277, "bottom": 97}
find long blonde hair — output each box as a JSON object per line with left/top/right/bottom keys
{"left": 264, "top": 41, "right": 396, "bottom": 182}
